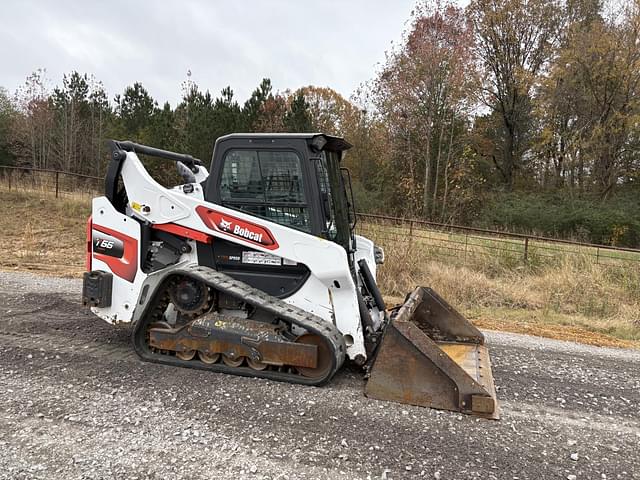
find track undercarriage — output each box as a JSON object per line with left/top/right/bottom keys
{"left": 132, "top": 265, "right": 346, "bottom": 386}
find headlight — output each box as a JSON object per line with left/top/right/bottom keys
{"left": 374, "top": 245, "right": 385, "bottom": 265}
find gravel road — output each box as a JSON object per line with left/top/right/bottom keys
{"left": 0, "top": 271, "right": 638, "bottom": 480}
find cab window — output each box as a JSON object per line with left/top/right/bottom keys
{"left": 219, "top": 149, "right": 311, "bottom": 232}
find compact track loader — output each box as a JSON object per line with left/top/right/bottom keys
{"left": 83, "top": 134, "right": 498, "bottom": 419}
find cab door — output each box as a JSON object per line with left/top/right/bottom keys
{"left": 201, "top": 138, "right": 323, "bottom": 298}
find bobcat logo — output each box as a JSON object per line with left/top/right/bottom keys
{"left": 218, "top": 218, "right": 232, "bottom": 231}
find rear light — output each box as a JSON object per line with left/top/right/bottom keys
{"left": 86, "top": 215, "right": 93, "bottom": 271}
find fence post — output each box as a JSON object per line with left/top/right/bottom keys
{"left": 464, "top": 233, "right": 469, "bottom": 263}
{"left": 55, "top": 171, "right": 59, "bottom": 198}
{"left": 596, "top": 247, "right": 600, "bottom": 265}
{"left": 409, "top": 220, "right": 414, "bottom": 244}
{"left": 524, "top": 237, "right": 529, "bottom": 262}
{"left": 7, "top": 169, "right": 11, "bottom": 191}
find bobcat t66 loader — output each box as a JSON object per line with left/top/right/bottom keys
{"left": 83, "top": 134, "right": 499, "bottom": 419}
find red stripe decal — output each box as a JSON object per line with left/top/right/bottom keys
{"left": 92, "top": 224, "right": 138, "bottom": 282}
{"left": 196, "top": 206, "right": 279, "bottom": 250}
{"left": 152, "top": 223, "right": 213, "bottom": 244}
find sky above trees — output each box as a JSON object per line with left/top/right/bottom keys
{"left": 1, "top": 0, "right": 420, "bottom": 105}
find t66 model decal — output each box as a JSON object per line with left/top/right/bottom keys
{"left": 196, "top": 206, "right": 279, "bottom": 250}
{"left": 92, "top": 224, "right": 138, "bottom": 282}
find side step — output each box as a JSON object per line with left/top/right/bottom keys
{"left": 365, "top": 287, "right": 499, "bottom": 419}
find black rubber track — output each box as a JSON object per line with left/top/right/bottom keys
{"left": 132, "top": 265, "right": 346, "bottom": 386}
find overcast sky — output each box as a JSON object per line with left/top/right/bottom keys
{"left": 1, "top": 0, "right": 422, "bottom": 106}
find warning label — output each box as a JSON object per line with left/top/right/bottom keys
{"left": 241, "top": 251, "right": 282, "bottom": 266}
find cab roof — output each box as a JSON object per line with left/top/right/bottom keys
{"left": 215, "top": 133, "right": 352, "bottom": 153}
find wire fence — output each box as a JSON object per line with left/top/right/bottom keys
{"left": 356, "top": 213, "right": 640, "bottom": 269}
{"left": 2, "top": 165, "right": 639, "bottom": 269}
{"left": 0, "top": 166, "right": 102, "bottom": 199}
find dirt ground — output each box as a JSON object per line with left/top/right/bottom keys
{"left": 0, "top": 271, "right": 638, "bottom": 479}
{"left": 471, "top": 314, "right": 640, "bottom": 349}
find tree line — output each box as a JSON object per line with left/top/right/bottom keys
{"left": 1, "top": 0, "right": 639, "bottom": 246}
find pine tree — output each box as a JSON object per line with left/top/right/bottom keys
{"left": 115, "top": 82, "right": 156, "bottom": 142}
{"left": 284, "top": 91, "right": 313, "bottom": 133}
{"left": 0, "top": 87, "right": 16, "bottom": 166}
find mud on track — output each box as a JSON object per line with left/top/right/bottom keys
{"left": 0, "top": 271, "right": 638, "bottom": 479}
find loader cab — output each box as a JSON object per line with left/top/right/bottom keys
{"left": 205, "top": 133, "right": 356, "bottom": 256}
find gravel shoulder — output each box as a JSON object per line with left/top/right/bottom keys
{"left": 0, "top": 271, "right": 638, "bottom": 479}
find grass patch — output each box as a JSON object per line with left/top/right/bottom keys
{"left": 0, "top": 188, "right": 89, "bottom": 276}
{"left": 369, "top": 230, "right": 640, "bottom": 347}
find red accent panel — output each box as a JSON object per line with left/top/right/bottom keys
{"left": 92, "top": 224, "right": 138, "bottom": 282}
{"left": 86, "top": 215, "right": 93, "bottom": 272}
{"left": 196, "top": 206, "right": 279, "bottom": 250}
{"left": 152, "top": 223, "right": 213, "bottom": 244}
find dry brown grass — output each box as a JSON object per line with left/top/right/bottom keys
{"left": 0, "top": 189, "right": 89, "bottom": 276}
{"left": 1, "top": 189, "right": 637, "bottom": 347}
{"left": 375, "top": 237, "right": 640, "bottom": 346}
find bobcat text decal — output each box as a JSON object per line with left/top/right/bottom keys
{"left": 195, "top": 206, "right": 279, "bottom": 250}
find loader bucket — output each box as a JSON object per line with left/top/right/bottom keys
{"left": 365, "top": 287, "right": 499, "bottom": 419}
